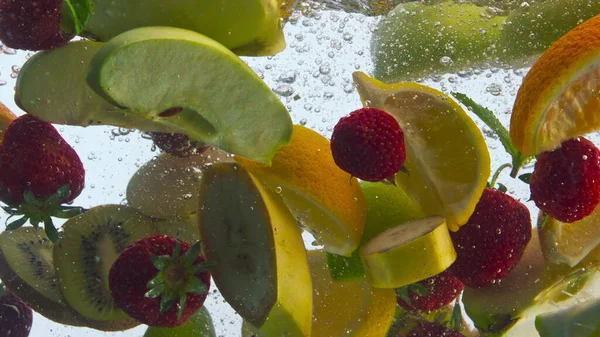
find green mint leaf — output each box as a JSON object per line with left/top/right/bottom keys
{"left": 396, "top": 287, "right": 412, "bottom": 307}
{"left": 63, "top": 0, "right": 94, "bottom": 35}
{"left": 409, "top": 283, "right": 431, "bottom": 297}
{"left": 6, "top": 216, "right": 29, "bottom": 230}
{"left": 519, "top": 173, "right": 532, "bottom": 184}
{"left": 44, "top": 218, "right": 61, "bottom": 245}
{"left": 452, "top": 92, "right": 528, "bottom": 177}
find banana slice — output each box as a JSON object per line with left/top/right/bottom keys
{"left": 360, "top": 216, "right": 456, "bottom": 288}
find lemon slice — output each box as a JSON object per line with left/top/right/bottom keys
{"left": 509, "top": 14, "right": 600, "bottom": 156}
{"left": 360, "top": 216, "right": 456, "bottom": 288}
{"left": 539, "top": 205, "right": 600, "bottom": 267}
{"left": 235, "top": 125, "right": 366, "bottom": 256}
{"left": 242, "top": 249, "right": 396, "bottom": 337}
{"left": 353, "top": 72, "right": 490, "bottom": 231}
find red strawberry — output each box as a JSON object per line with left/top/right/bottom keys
{"left": 530, "top": 137, "right": 600, "bottom": 223}
{"left": 0, "top": 286, "right": 33, "bottom": 337}
{"left": 406, "top": 322, "right": 466, "bottom": 337}
{"left": 0, "top": 114, "right": 85, "bottom": 242}
{"left": 147, "top": 132, "right": 208, "bottom": 158}
{"left": 0, "top": 0, "right": 74, "bottom": 51}
{"left": 330, "top": 107, "right": 406, "bottom": 182}
{"left": 397, "top": 269, "right": 464, "bottom": 312}
{"left": 450, "top": 188, "right": 532, "bottom": 288}
{"left": 109, "top": 235, "right": 213, "bottom": 327}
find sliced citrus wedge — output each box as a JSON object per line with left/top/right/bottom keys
{"left": 509, "top": 14, "right": 600, "bottom": 156}
{"left": 353, "top": 72, "right": 490, "bottom": 231}
{"left": 539, "top": 205, "right": 600, "bottom": 267}
{"left": 235, "top": 125, "right": 366, "bottom": 256}
{"left": 360, "top": 216, "right": 456, "bottom": 288}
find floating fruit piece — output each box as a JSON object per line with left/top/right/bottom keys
{"left": 499, "top": 0, "right": 600, "bottom": 62}
{"left": 509, "top": 14, "right": 600, "bottom": 156}
{"left": 462, "top": 230, "right": 599, "bottom": 335}
{"left": 530, "top": 137, "right": 600, "bottom": 223}
{"left": 326, "top": 181, "right": 424, "bottom": 281}
{"left": 82, "top": 0, "right": 285, "bottom": 56}
{"left": 0, "top": 102, "right": 16, "bottom": 144}
{"left": 450, "top": 188, "right": 532, "bottom": 288}
{"left": 53, "top": 205, "right": 157, "bottom": 324}
{"left": 372, "top": 1, "right": 600, "bottom": 83}
{"left": 330, "top": 107, "right": 406, "bottom": 182}
{"left": 371, "top": 1, "right": 505, "bottom": 82}
{"left": 242, "top": 249, "right": 396, "bottom": 337}
{"left": 353, "top": 72, "right": 490, "bottom": 231}
{"left": 0, "top": 227, "right": 137, "bottom": 330}
{"left": 15, "top": 40, "right": 164, "bottom": 131}
{"left": 0, "top": 286, "right": 32, "bottom": 337}
{"left": 539, "top": 204, "right": 600, "bottom": 267}
{"left": 360, "top": 216, "right": 456, "bottom": 289}
{"left": 396, "top": 269, "right": 464, "bottom": 313}
{"left": 143, "top": 306, "right": 216, "bottom": 337}
{"left": 198, "top": 163, "right": 311, "bottom": 337}
{"left": 236, "top": 125, "right": 366, "bottom": 256}
{"left": 87, "top": 27, "right": 292, "bottom": 164}
{"left": 0, "top": 0, "right": 75, "bottom": 51}
{"left": 147, "top": 131, "right": 208, "bottom": 158}
{"left": 127, "top": 148, "right": 232, "bottom": 221}
{"left": 535, "top": 297, "right": 600, "bottom": 337}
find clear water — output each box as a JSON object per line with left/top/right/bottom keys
{"left": 0, "top": 1, "right": 598, "bottom": 336}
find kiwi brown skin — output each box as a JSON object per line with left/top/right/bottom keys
{"left": 0, "top": 233, "right": 140, "bottom": 331}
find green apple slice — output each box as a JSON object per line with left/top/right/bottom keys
{"left": 198, "top": 162, "right": 312, "bottom": 337}
{"left": 15, "top": 40, "right": 164, "bottom": 131}
{"left": 83, "top": 0, "right": 285, "bottom": 56}
{"left": 87, "top": 27, "right": 292, "bottom": 164}
{"left": 536, "top": 298, "right": 600, "bottom": 337}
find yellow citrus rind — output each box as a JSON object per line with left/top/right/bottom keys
{"left": 353, "top": 72, "right": 490, "bottom": 231}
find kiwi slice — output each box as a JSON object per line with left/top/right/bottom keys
{"left": 0, "top": 227, "right": 138, "bottom": 331}
{"left": 54, "top": 204, "right": 158, "bottom": 323}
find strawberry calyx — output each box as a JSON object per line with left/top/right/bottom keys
{"left": 144, "top": 240, "right": 215, "bottom": 319}
{"left": 1, "top": 185, "right": 85, "bottom": 244}
{"left": 396, "top": 283, "right": 431, "bottom": 308}
{"left": 0, "top": 282, "right": 6, "bottom": 297}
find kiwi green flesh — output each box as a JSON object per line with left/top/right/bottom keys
{"left": 0, "top": 227, "right": 139, "bottom": 331}
{"left": 14, "top": 40, "right": 168, "bottom": 132}
{"left": 86, "top": 26, "right": 292, "bottom": 164}
{"left": 54, "top": 205, "right": 158, "bottom": 321}
{"left": 199, "top": 163, "right": 276, "bottom": 327}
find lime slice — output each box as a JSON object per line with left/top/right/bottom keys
{"left": 509, "top": 14, "right": 600, "bottom": 156}
{"left": 360, "top": 216, "right": 456, "bottom": 288}
{"left": 326, "top": 181, "right": 425, "bottom": 281}
{"left": 236, "top": 125, "right": 366, "bottom": 256}
{"left": 539, "top": 206, "right": 600, "bottom": 267}
{"left": 353, "top": 72, "right": 490, "bottom": 231}
{"left": 536, "top": 298, "right": 600, "bottom": 337}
